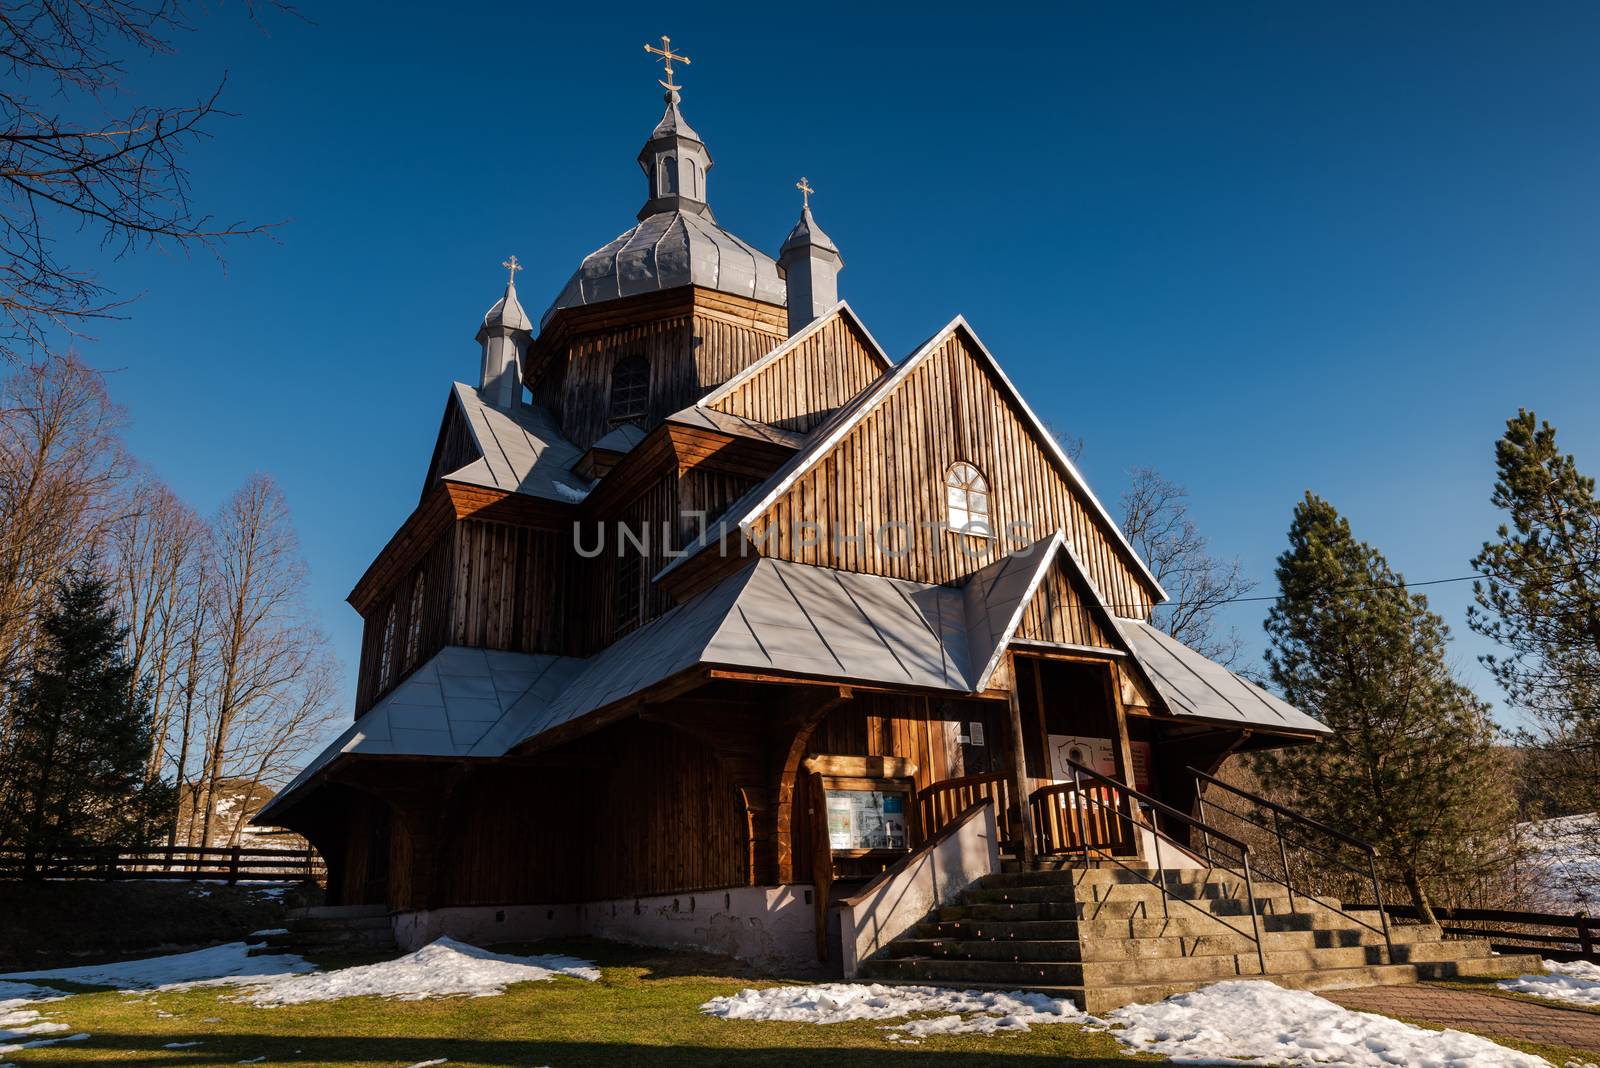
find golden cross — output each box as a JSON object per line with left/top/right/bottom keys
{"left": 502, "top": 255, "right": 522, "bottom": 285}
{"left": 796, "top": 176, "right": 814, "bottom": 209}
{"left": 644, "top": 35, "right": 691, "bottom": 92}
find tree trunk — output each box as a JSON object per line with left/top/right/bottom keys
{"left": 1402, "top": 867, "right": 1437, "bottom": 926}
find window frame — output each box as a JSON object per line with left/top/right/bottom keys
{"left": 944, "top": 461, "right": 994, "bottom": 538}
{"left": 608, "top": 355, "right": 651, "bottom": 429}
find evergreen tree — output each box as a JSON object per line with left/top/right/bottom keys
{"left": 0, "top": 568, "right": 173, "bottom": 873}
{"left": 1469, "top": 411, "right": 1600, "bottom": 819}
{"left": 1256, "top": 493, "right": 1512, "bottom": 924}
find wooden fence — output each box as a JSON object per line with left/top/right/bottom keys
{"left": 1351, "top": 903, "right": 1596, "bottom": 964}
{"left": 0, "top": 844, "right": 324, "bottom": 884}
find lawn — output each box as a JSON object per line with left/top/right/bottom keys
{"left": 8, "top": 937, "right": 1597, "bottom": 1067}
{"left": 6, "top": 938, "right": 1150, "bottom": 1067}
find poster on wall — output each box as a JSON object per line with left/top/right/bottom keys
{"left": 826, "top": 791, "right": 908, "bottom": 850}
{"left": 1047, "top": 735, "right": 1154, "bottom": 792}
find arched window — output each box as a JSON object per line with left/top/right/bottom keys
{"left": 404, "top": 573, "right": 425, "bottom": 667}
{"left": 378, "top": 603, "right": 398, "bottom": 689}
{"left": 661, "top": 155, "right": 678, "bottom": 194}
{"left": 609, "top": 355, "right": 650, "bottom": 428}
{"left": 945, "top": 462, "right": 993, "bottom": 537}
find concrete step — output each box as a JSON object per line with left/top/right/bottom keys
{"left": 961, "top": 881, "right": 1301, "bottom": 907}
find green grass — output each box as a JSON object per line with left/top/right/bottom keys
{"left": 6, "top": 938, "right": 1151, "bottom": 1067}
{"left": 9, "top": 939, "right": 1599, "bottom": 1067}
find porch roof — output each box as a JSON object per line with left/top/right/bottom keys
{"left": 1116, "top": 619, "right": 1329, "bottom": 736}
{"left": 255, "top": 647, "right": 584, "bottom": 822}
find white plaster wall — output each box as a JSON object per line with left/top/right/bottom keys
{"left": 837, "top": 804, "right": 999, "bottom": 978}
{"left": 392, "top": 884, "right": 822, "bottom": 976}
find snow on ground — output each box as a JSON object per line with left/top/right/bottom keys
{"left": 231, "top": 937, "right": 598, "bottom": 1007}
{"left": 1520, "top": 813, "right": 1600, "bottom": 911}
{"left": 0, "top": 942, "right": 313, "bottom": 993}
{"left": 1104, "top": 980, "right": 1552, "bottom": 1067}
{"left": 701, "top": 982, "right": 1081, "bottom": 1034}
{"left": 0, "top": 982, "right": 59, "bottom": 1009}
{"left": 1499, "top": 960, "right": 1600, "bottom": 1009}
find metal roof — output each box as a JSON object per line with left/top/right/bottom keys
{"left": 664, "top": 404, "right": 810, "bottom": 448}
{"left": 542, "top": 209, "right": 786, "bottom": 326}
{"left": 441, "top": 383, "right": 593, "bottom": 502}
{"left": 261, "top": 553, "right": 1325, "bottom": 823}
{"left": 1117, "top": 620, "right": 1330, "bottom": 736}
{"left": 256, "top": 647, "right": 585, "bottom": 822}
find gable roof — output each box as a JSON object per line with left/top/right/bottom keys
{"left": 654, "top": 316, "right": 1167, "bottom": 602}
{"left": 434, "top": 383, "right": 593, "bottom": 503}
{"left": 695, "top": 300, "right": 892, "bottom": 412}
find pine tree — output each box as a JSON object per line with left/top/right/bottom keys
{"left": 1469, "top": 411, "right": 1600, "bottom": 818}
{"left": 0, "top": 568, "right": 174, "bottom": 874}
{"left": 1255, "top": 493, "right": 1512, "bottom": 924}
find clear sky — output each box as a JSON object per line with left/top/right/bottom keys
{"left": 60, "top": 1, "right": 1600, "bottom": 734}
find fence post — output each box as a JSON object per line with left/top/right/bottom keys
{"left": 228, "top": 846, "right": 241, "bottom": 884}
{"left": 1580, "top": 913, "right": 1595, "bottom": 964}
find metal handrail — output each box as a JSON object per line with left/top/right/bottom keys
{"left": 1188, "top": 767, "right": 1394, "bottom": 962}
{"left": 1032, "top": 760, "right": 1269, "bottom": 976}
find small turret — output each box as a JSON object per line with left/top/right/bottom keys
{"left": 476, "top": 256, "right": 532, "bottom": 409}
{"left": 778, "top": 177, "right": 842, "bottom": 337}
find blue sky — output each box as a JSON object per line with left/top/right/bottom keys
{"left": 60, "top": 2, "right": 1600, "bottom": 732}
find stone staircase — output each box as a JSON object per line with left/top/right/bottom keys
{"left": 860, "top": 867, "right": 1542, "bottom": 1012}
{"left": 248, "top": 904, "right": 396, "bottom": 957}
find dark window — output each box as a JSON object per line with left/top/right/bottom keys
{"left": 609, "top": 355, "right": 650, "bottom": 428}
{"left": 615, "top": 547, "right": 641, "bottom": 638}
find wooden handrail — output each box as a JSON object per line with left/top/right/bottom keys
{"left": 917, "top": 771, "right": 1014, "bottom": 845}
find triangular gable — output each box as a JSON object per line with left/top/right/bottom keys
{"left": 423, "top": 383, "right": 591, "bottom": 504}
{"left": 657, "top": 317, "right": 1166, "bottom": 610}
{"left": 696, "top": 301, "right": 892, "bottom": 433}
{"left": 959, "top": 533, "right": 1144, "bottom": 692}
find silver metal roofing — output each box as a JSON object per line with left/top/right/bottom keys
{"left": 1118, "top": 619, "right": 1329, "bottom": 735}
{"left": 480, "top": 280, "right": 533, "bottom": 334}
{"left": 441, "top": 383, "right": 593, "bottom": 502}
{"left": 261, "top": 550, "right": 1325, "bottom": 822}
{"left": 256, "top": 648, "right": 585, "bottom": 822}
{"left": 665, "top": 403, "right": 810, "bottom": 449}
{"left": 543, "top": 209, "right": 786, "bottom": 327}
{"left": 589, "top": 423, "right": 648, "bottom": 454}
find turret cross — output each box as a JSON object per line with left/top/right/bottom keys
{"left": 502, "top": 255, "right": 522, "bottom": 285}
{"left": 796, "top": 176, "right": 814, "bottom": 209}
{"left": 644, "top": 35, "right": 691, "bottom": 92}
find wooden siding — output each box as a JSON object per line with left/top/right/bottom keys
{"left": 744, "top": 331, "right": 1157, "bottom": 617}
{"left": 355, "top": 531, "right": 455, "bottom": 714}
{"left": 583, "top": 721, "right": 746, "bottom": 900}
{"left": 533, "top": 288, "right": 785, "bottom": 451}
{"left": 1014, "top": 556, "right": 1117, "bottom": 649}
{"left": 436, "top": 770, "right": 585, "bottom": 906}
{"left": 450, "top": 519, "right": 563, "bottom": 653}
{"left": 705, "top": 313, "right": 886, "bottom": 433}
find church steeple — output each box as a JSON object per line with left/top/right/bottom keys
{"left": 637, "top": 36, "right": 713, "bottom": 221}
{"left": 778, "top": 177, "right": 843, "bottom": 336}
{"left": 476, "top": 256, "right": 532, "bottom": 409}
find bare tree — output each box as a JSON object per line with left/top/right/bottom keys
{"left": 0, "top": 355, "right": 127, "bottom": 710}
{"left": 104, "top": 472, "right": 205, "bottom": 781}
{"left": 0, "top": 1, "right": 278, "bottom": 359}
{"left": 1121, "top": 467, "right": 1256, "bottom": 664}
{"left": 192, "top": 474, "right": 335, "bottom": 847}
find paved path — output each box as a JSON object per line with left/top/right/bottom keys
{"left": 1325, "top": 984, "right": 1600, "bottom": 1056}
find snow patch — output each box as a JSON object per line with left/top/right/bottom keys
{"left": 0, "top": 982, "right": 59, "bottom": 1009}
{"left": 1104, "top": 980, "right": 1551, "bottom": 1067}
{"left": 1499, "top": 960, "right": 1600, "bottom": 1009}
{"left": 231, "top": 937, "right": 598, "bottom": 1006}
{"left": 0, "top": 942, "right": 313, "bottom": 993}
{"left": 701, "top": 982, "right": 1081, "bottom": 1034}
{"left": 552, "top": 481, "right": 591, "bottom": 502}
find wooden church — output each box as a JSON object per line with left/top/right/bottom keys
{"left": 258, "top": 41, "right": 1531, "bottom": 1004}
